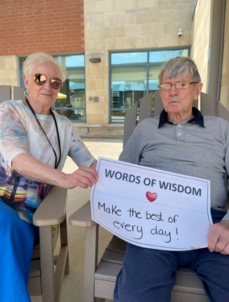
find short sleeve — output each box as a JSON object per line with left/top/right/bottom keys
{"left": 0, "top": 102, "right": 30, "bottom": 167}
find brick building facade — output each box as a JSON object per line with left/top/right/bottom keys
{"left": 0, "top": 0, "right": 84, "bottom": 55}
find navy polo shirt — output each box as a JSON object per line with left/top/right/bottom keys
{"left": 158, "top": 107, "right": 205, "bottom": 128}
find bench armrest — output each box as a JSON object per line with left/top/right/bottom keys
{"left": 69, "top": 200, "right": 96, "bottom": 228}
{"left": 33, "top": 186, "right": 67, "bottom": 227}
{"left": 69, "top": 200, "right": 99, "bottom": 301}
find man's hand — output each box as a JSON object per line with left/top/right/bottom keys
{"left": 207, "top": 220, "right": 229, "bottom": 255}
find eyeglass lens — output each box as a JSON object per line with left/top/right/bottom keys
{"left": 159, "top": 81, "right": 198, "bottom": 90}
{"left": 33, "top": 74, "right": 62, "bottom": 89}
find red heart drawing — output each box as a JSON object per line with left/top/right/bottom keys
{"left": 146, "top": 192, "right": 157, "bottom": 202}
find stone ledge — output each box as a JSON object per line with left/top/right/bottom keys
{"left": 73, "top": 123, "right": 124, "bottom": 139}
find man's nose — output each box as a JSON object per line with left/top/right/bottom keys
{"left": 169, "top": 84, "right": 178, "bottom": 94}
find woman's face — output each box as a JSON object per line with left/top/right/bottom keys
{"left": 23, "top": 62, "right": 62, "bottom": 114}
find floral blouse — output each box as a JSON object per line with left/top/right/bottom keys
{"left": 0, "top": 100, "right": 95, "bottom": 224}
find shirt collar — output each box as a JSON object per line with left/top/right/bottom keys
{"left": 158, "top": 107, "right": 205, "bottom": 128}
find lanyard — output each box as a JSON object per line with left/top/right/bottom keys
{"left": 25, "top": 99, "right": 61, "bottom": 169}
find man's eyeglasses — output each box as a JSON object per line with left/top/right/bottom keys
{"left": 158, "top": 81, "right": 199, "bottom": 91}
{"left": 32, "top": 73, "right": 62, "bottom": 90}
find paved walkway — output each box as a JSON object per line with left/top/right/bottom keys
{"left": 31, "top": 139, "right": 123, "bottom": 302}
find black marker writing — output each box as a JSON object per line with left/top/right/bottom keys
{"left": 98, "top": 202, "right": 122, "bottom": 216}
{"left": 113, "top": 221, "right": 143, "bottom": 240}
{"left": 150, "top": 226, "right": 171, "bottom": 243}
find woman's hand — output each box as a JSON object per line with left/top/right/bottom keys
{"left": 64, "top": 165, "right": 98, "bottom": 189}
{"left": 12, "top": 153, "right": 98, "bottom": 189}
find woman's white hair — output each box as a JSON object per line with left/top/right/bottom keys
{"left": 23, "top": 52, "right": 66, "bottom": 82}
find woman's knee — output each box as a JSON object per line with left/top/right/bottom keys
{"left": 0, "top": 201, "right": 20, "bottom": 229}
{"left": 0, "top": 200, "right": 35, "bottom": 245}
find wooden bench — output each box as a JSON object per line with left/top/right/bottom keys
{"left": 29, "top": 185, "right": 69, "bottom": 302}
{"left": 69, "top": 91, "right": 229, "bottom": 302}
{"left": 0, "top": 85, "right": 25, "bottom": 102}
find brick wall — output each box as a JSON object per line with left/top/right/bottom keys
{"left": 0, "top": 0, "right": 84, "bottom": 55}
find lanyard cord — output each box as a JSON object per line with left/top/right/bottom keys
{"left": 25, "top": 99, "right": 61, "bottom": 169}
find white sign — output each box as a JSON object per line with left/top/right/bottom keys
{"left": 90, "top": 157, "right": 213, "bottom": 251}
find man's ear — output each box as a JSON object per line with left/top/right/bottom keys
{"left": 194, "top": 82, "right": 203, "bottom": 100}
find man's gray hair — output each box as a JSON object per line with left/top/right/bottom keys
{"left": 158, "top": 56, "right": 201, "bottom": 84}
{"left": 23, "top": 52, "right": 66, "bottom": 82}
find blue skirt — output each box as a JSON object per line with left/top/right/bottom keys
{"left": 0, "top": 199, "right": 36, "bottom": 302}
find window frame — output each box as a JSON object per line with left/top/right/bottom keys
{"left": 109, "top": 48, "right": 190, "bottom": 124}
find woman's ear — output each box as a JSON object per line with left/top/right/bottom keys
{"left": 23, "top": 74, "right": 29, "bottom": 89}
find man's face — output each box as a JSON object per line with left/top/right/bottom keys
{"left": 159, "top": 72, "right": 203, "bottom": 117}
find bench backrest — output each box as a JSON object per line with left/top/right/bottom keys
{"left": 0, "top": 85, "right": 25, "bottom": 103}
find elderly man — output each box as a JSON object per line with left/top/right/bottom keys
{"left": 113, "top": 57, "right": 229, "bottom": 302}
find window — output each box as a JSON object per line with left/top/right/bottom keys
{"left": 110, "top": 49, "right": 190, "bottom": 123}
{"left": 54, "top": 55, "right": 86, "bottom": 122}
{"left": 19, "top": 54, "right": 86, "bottom": 122}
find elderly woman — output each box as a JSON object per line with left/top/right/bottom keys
{"left": 0, "top": 52, "right": 98, "bottom": 301}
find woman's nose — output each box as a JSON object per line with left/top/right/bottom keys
{"left": 43, "top": 79, "right": 52, "bottom": 90}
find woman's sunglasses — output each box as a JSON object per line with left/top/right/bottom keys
{"left": 33, "top": 73, "right": 62, "bottom": 90}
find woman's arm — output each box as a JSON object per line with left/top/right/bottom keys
{"left": 11, "top": 153, "right": 98, "bottom": 189}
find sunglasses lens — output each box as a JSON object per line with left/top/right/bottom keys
{"left": 33, "top": 74, "right": 62, "bottom": 89}
{"left": 50, "top": 78, "right": 62, "bottom": 89}
{"left": 34, "top": 74, "right": 47, "bottom": 86}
